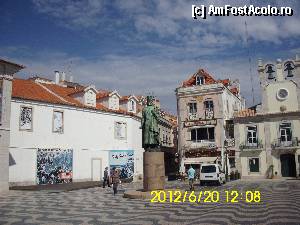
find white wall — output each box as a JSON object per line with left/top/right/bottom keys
{"left": 265, "top": 81, "right": 299, "bottom": 113}
{"left": 9, "top": 99, "right": 144, "bottom": 185}
{"left": 222, "top": 89, "right": 243, "bottom": 120}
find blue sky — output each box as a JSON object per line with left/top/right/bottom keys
{"left": 1, "top": 0, "right": 300, "bottom": 113}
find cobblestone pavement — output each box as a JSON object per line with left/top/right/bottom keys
{"left": 0, "top": 179, "right": 300, "bottom": 225}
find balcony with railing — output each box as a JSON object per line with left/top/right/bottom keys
{"left": 188, "top": 113, "right": 198, "bottom": 121}
{"left": 239, "top": 140, "right": 263, "bottom": 151}
{"left": 186, "top": 139, "right": 217, "bottom": 149}
{"left": 271, "top": 137, "right": 299, "bottom": 150}
{"left": 224, "top": 138, "right": 235, "bottom": 148}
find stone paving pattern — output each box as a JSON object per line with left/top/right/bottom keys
{"left": 0, "top": 180, "right": 300, "bottom": 225}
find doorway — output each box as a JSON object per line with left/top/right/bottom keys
{"left": 92, "top": 159, "right": 102, "bottom": 181}
{"left": 280, "top": 154, "right": 296, "bottom": 177}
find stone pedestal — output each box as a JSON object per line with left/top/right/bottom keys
{"left": 143, "top": 151, "right": 165, "bottom": 191}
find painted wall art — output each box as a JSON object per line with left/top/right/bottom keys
{"left": 115, "top": 121, "right": 127, "bottom": 139}
{"left": 53, "top": 111, "right": 63, "bottom": 133}
{"left": 109, "top": 150, "right": 134, "bottom": 179}
{"left": 37, "top": 148, "right": 73, "bottom": 185}
{"left": 20, "top": 106, "right": 32, "bottom": 130}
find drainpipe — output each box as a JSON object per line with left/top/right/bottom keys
{"left": 221, "top": 120, "right": 225, "bottom": 171}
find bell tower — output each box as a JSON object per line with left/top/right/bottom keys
{"left": 257, "top": 55, "right": 300, "bottom": 114}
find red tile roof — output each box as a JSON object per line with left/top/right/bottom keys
{"left": 181, "top": 69, "right": 240, "bottom": 96}
{"left": 12, "top": 79, "right": 75, "bottom": 106}
{"left": 219, "top": 79, "right": 230, "bottom": 86}
{"left": 234, "top": 109, "right": 256, "bottom": 118}
{"left": 120, "top": 96, "right": 130, "bottom": 102}
{"left": 12, "top": 78, "right": 139, "bottom": 118}
{"left": 120, "top": 95, "right": 139, "bottom": 102}
{"left": 182, "top": 69, "right": 217, "bottom": 87}
{"left": 96, "top": 90, "right": 111, "bottom": 99}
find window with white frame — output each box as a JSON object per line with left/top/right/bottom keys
{"left": 53, "top": 111, "right": 64, "bottom": 133}
{"left": 249, "top": 158, "right": 259, "bottom": 172}
{"left": 280, "top": 122, "right": 292, "bottom": 142}
{"left": 115, "top": 121, "right": 127, "bottom": 139}
{"left": 204, "top": 99, "right": 214, "bottom": 119}
{"left": 129, "top": 100, "right": 135, "bottom": 112}
{"left": 246, "top": 126, "right": 257, "bottom": 146}
{"left": 188, "top": 102, "right": 197, "bottom": 114}
{"left": 20, "top": 106, "right": 33, "bottom": 131}
{"left": 196, "top": 76, "right": 205, "bottom": 85}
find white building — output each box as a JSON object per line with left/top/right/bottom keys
{"left": 6, "top": 67, "right": 144, "bottom": 186}
{"left": 235, "top": 56, "right": 300, "bottom": 179}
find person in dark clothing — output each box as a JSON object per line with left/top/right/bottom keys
{"left": 103, "top": 167, "right": 111, "bottom": 188}
{"left": 111, "top": 167, "right": 120, "bottom": 195}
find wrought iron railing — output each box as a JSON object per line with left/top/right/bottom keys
{"left": 224, "top": 138, "right": 235, "bottom": 147}
{"left": 271, "top": 137, "right": 299, "bottom": 149}
{"left": 188, "top": 113, "right": 198, "bottom": 121}
{"left": 239, "top": 140, "right": 263, "bottom": 150}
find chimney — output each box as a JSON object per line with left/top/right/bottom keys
{"left": 69, "top": 75, "right": 73, "bottom": 82}
{"left": 61, "top": 72, "right": 66, "bottom": 81}
{"left": 258, "top": 58, "right": 263, "bottom": 67}
{"left": 54, "top": 71, "right": 60, "bottom": 84}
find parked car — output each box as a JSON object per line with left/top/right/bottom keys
{"left": 200, "top": 163, "right": 226, "bottom": 186}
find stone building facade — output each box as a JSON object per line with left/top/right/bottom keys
{"left": 235, "top": 55, "right": 300, "bottom": 179}
{"left": 176, "top": 69, "right": 244, "bottom": 174}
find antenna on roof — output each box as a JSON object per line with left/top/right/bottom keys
{"left": 245, "top": 20, "right": 255, "bottom": 106}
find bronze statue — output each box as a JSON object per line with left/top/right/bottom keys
{"left": 141, "top": 96, "right": 160, "bottom": 151}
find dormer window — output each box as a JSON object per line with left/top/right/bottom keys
{"left": 112, "top": 96, "right": 118, "bottom": 109}
{"left": 128, "top": 99, "right": 136, "bottom": 112}
{"left": 196, "top": 76, "right": 205, "bottom": 85}
{"left": 109, "top": 93, "right": 120, "bottom": 110}
{"left": 85, "top": 89, "right": 96, "bottom": 107}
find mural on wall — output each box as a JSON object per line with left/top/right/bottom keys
{"left": 115, "top": 121, "right": 127, "bottom": 139}
{"left": 109, "top": 150, "right": 134, "bottom": 179}
{"left": 53, "top": 111, "right": 63, "bottom": 133}
{"left": 37, "top": 148, "right": 73, "bottom": 185}
{"left": 20, "top": 106, "right": 32, "bottom": 130}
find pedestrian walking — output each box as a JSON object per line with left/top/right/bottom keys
{"left": 102, "top": 167, "right": 111, "bottom": 188}
{"left": 188, "top": 165, "right": 196, "bottom": 191}
{"left": 111, "top": 167, "right": 120, "bottom": 195}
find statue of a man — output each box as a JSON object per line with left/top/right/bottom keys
{"left": 141, "top": 96, "right": 160, "bottom": 151}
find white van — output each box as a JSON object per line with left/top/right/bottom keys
{"left": 200, "top": 163, "right": 226, "bottom": 186}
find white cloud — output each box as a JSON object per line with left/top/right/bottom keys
{"left": 20, "top": 0, "right": 300, "bottom": 112}
{"left": 30, "top": 0, "right": 300, "bottom": 63}
{"left": 32, "top": 0, "right": 104, "bottom": 28}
